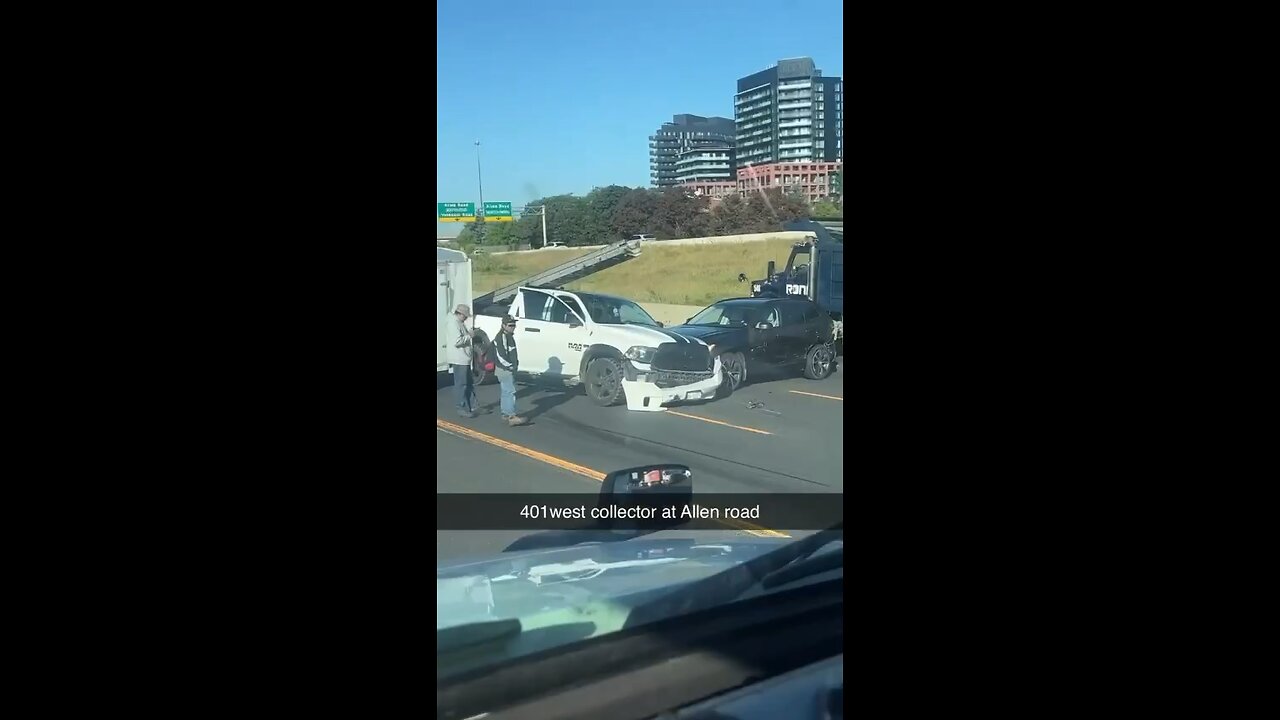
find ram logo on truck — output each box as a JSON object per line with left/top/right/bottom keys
{"left": 785, "top": 283, "right": 807, "bottom": 296}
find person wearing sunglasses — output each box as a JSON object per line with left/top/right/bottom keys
{"left": 493, "top": 315, "right": 528, "bottom": 426}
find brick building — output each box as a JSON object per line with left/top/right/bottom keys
{"left": 737, "top": 161, "right": 841, "bottom": 203}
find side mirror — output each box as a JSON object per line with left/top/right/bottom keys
{"left": 755, "top": 322, "right": 771, "bottom": 330}
{"left": 656, "top": 321, "right": 664, "bottom": 328}
{"left": 598, "top": 464, "right": 694, "bottom": 530}
{"left": 569, "top": 320, "right": 582, "bottom": 328}
{"left": 685, "top": 317, "right": 693, "bottom": 324}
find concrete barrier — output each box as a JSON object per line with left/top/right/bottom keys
{"left": 651, "top": 231, "right": 809, "bottom": 247}
{"left": 489, "top": 231, "right": 810, "bottom": 256}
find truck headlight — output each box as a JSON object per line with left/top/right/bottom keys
{"left": 625, "top": 346, "right": 657, "bottom": 363}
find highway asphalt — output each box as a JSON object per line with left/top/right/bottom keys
{"left": 436, "top": 363, "right": 844, "bottom": 562}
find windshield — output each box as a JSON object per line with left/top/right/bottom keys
{"left": 687, "top": 302, "right": 766, "bottom": 327}
{"left": 576, "top": 293, "right": 660, "bottom": 327}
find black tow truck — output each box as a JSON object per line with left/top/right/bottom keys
{"left": 750, "top": 218, "right": 844, "bottom": 354}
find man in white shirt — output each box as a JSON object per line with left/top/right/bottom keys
{"left": 448, "top": 304, "right": 476, "bottom": 418}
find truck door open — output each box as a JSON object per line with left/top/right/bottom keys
{"left": 438, "top": 264, "right": 450, "bottom": 369}
{"left": 517, "top": 289, "right": 586, "bottom": 378}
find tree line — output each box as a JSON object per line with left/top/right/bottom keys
{"left": 454, "top": 183, "right": 843, "bottom": 249}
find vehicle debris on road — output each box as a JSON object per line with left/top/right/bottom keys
{"left": 746, "top": 400, "right": 782, "bottom": 416}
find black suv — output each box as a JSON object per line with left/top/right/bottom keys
{"left": 664, "top": 297, "right": 837, "bottom": 393}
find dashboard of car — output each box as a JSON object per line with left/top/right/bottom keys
{"left": 662, "top": 654, "right": 843, "bottom": 720}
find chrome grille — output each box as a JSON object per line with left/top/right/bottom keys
{"left": 651, "top": 341, "right": 711, "bottom": 372}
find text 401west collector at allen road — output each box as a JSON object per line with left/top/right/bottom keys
{"left": 519, "top": 504, "right": 763, "bottom": 520}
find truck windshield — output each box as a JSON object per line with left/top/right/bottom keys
{"left": 687, "top": 302, "right": 763, "bottom": 327}
{"left": 576, "top": 293, "right": 660, "bottom": 327}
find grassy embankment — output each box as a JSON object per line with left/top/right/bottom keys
{"left": 471, "top": 239, "right": 799, "bottom": 308}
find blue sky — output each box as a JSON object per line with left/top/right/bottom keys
{"left": 435, "top": 0, "right": 843, "bottom": 236}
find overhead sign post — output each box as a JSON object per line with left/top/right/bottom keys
{"left": 483, "top": 201, "right": 513, "bottom": 223}
{"left": 437, "top": 202, "right": 476, "bottom": 223}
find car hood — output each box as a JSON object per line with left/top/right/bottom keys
{"left": 603, "top": 324, "right": 711, "bottom": 348}
{"left": 437, "top": 533, "right": 789, "bottom": 631}
{"left": 663, "top": 324, "right": 749, "bottom": 346}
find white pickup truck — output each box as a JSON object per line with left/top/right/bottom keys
{"left": 474, "top": 287, "right": 724, "bottom": 407}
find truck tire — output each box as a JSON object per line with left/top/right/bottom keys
{"left": 585, "top": 357, "right": 625, "bottom": 406}
{"left": 718, "top": 352, "right": 747, "bottom": 396}
{"left": 803, "top": 344, "right": 835, "bottom": 380}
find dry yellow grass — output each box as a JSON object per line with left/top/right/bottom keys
{"left": 472, "top": 240, "right": 800, "bottom": 307}
{"left": 471, "top": 249, "right": 594, "bottom": 294}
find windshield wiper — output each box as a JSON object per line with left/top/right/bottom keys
{"left": 624, "top": 523, "right": 842, "bottom": 628}
{"left": 760, "top": 544, "right": 842, "bottom": 589}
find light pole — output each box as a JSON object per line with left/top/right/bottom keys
{"left": 474, "top": 141, "right": 486, "bottom": 244}
{"left": 524, "top": 204, "right": 548, "bottom": 248}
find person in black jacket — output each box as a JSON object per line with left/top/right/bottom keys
{"left": 494, "top": 315, "right": 527, "bottom": 426}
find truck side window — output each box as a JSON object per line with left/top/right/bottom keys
{"left": 521, "top": 290, "right": 552, "bottom": 321}
{"left": 535, "top": 293, "right": 584, "bottom": 324}
{"left": 560, "top": 297, "right": 587, "bottom": 324}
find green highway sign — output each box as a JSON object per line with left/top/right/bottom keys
{"left": 483, "top": 201, "right": 513, "bottom": 218}
{"left": 437, "top": 202, "right": 476, "bottom": 222}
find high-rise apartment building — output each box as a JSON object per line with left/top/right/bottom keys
{"left": 674, "top": 146, "right": 735, "bottom": 184}
{"left": 734, "top": 57, "right": 842, "bottom": 169}
{"left": 648, "top": 114, "right": 735, "bottom": 187}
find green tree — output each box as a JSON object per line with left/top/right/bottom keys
{"left": 587, "top": 185, "right": 632, "bottom": 238}
{"left": 608, "top": 188, "right": 659, "bottom": 239}
{"left": 456, "top": 183, "right": 813, "bottom": 250}
{"left": 652, "top": 187, "right": 711, "bottom": 239}
{"left": 535, "top": 195, "right": 601, "bottom": 246}
{"left": 742, "top": 187, "right": 808, "bottom": 231}
{"left": 709, "top": 194, "right": 751, "bottom": 236}
{"left": 812, "top": 200, "right": 842, "bottom": 218}
{"left": 457, "top": 220, "right": 517, "bottom": 246}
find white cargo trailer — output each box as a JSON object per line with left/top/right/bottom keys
{"left": 437, "top": 247, "right": 473, "bottom": 372}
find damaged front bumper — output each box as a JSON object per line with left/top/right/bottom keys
{"left": 620, "top": 357, "right": 723, "bottom": 412}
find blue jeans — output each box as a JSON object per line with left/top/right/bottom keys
{"left": 496, "top": 367, "right": 517, "bottom": 417}
{"left": 452, "top": 364, "right": 473, "bottom": 413}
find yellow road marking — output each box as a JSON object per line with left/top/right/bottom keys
{"left": 665, "top": 410, "right": 772, "bottom": 435}
{"left": 437, "top": 418, "right": 604, "bottom": 481}
{"left": 788, "top": 390, "right": 843, "bottom": 401}
{"left": 436, "top": 418, "right": 788, "bottom": 538}
{"left": 718, "top": 516, "right": 791, "bottom": 538}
